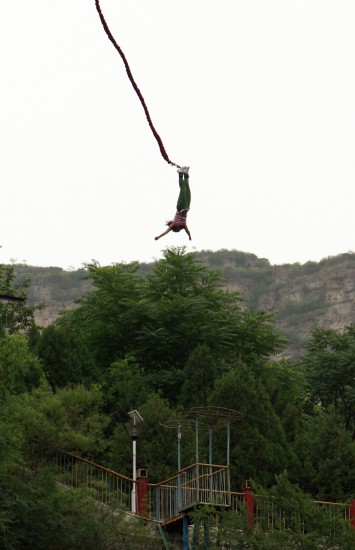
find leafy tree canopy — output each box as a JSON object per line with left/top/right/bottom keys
{"left": 0, "top": 263, "right": 42, "bottom": 335}
{"left": 57, "top": 248, "right": 286, "bottom": 396}
{"left": 35, "top": 324, "right": 99, "bottom": 390}
{"left": 301, "top": 325, "right": 355, "bottom": 436}
{"left": 209, "top": 363, "right": 299, "bottom": 488}
{"left": 0, "top": 334, "right": 44, "bottom": 401}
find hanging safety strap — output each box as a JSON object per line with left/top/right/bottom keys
{"left": 95, "top": 0, "right": 180, "bottom": 169}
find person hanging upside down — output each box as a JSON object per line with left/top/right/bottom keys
{"left": 155, "top": 167, "right": 192, "bottom": 241}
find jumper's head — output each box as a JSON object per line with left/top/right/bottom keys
{"left": 166, "top": 220, "right": 184, "bottom": 233}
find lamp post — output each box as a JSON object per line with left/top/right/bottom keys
{"left": 126, "top": 410, "right": 143, "bottom": 514}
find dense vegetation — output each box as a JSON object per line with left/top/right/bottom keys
{"left": 13, "top": 250, "right": 355, "bottom": 358}
{"left": 1, "top": 249, "right": 354, "bottom": 548}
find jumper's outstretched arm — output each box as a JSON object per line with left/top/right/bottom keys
{"left": 155, "top": 225, "right": 173, "bottom": 241}
{"left": 184, "top": 226, "right": 192, "bottom": 241}
{"left": 154, "top": 224, "right": 192, "bottom": 241}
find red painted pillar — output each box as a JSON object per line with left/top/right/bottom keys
{"left": 244, "top": 481, "right": 254, "bottom": 527}
{"left": 137, "top": 476, "right": 148, "bottom": 516}
{"left": 350, "top": 499, "right": 355, "bottom": 529}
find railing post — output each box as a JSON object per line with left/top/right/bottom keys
{"left": 350, "top": 499, "right": 355, "bottom": 529}
{"left": 243, "top": 481, "right": 254, "bottom": 527}
{"left": 137, "top": 475, "right": 148, "bottom": 516}
{"left": 155, "top": 487, "right": 161, "bottom": 522}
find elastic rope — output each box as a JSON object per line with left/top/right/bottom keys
{"left": 95, "top": 0, "right": 180, "bottom": 168}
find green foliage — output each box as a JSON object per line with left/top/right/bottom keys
{"left": 197, "top": 249, "right": 270, "bottom": 269}
{"left": 295, "top": 409, "right": 355, "bottom": 501}
{"left": 107, "top": 392, "right": 195, "bottom": 481}
{"left": 193, "top": 475, "right": 354, "bottom": 549}
{"left": 260, "top": 359, "right": 309, "bottom": 443}
{"left": 180, "top": 344, "right": 218, "bottom": 408}
{"left": 0, "top": 264, "right": 42, "bottom": 334}
{"left": 58, "top": 248, "right": 285, "bottom": 399}
{"left": 35, "top": 324, "right": 98, "bottom": 389}
{"left": 102, "top": 356, "right": 149, "bottom": 424}
{"left": 1, "top": 251, "right": 354, "bottom": 544}
{"left": 2, "top": 385, "right": 110, "bottom": 464}
{"left": 11, "top": 250, "right": 355, "bottom": 360}
{"left": 233, "top": 309, "right": 287, "bottom": 363}
{"left": 301, "top": 326, "right": 355, "bottom": 435}
{"left": 0, "top": 460, "right": 159, "bottom": 549}
{"left": 140, "top": 247, "right": 243, "bottom": 372}
{"left": 14, "top": 264, "right": 91, "bottom": 304}
{"left": 60, "top": 260, "right": 147, "bottom": 370}
{"left": 209, "top": 364, "right": 299, "bottom": 487}
{"left": 0, "top": 334, "right": 44, "bottom": 401}
{"left": 0, "top": 386, "right": 161, "bottom": 549}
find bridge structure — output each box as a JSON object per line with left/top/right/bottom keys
{"left": 46, "top": 406, "right": 354, "bottom": 548}
{"left": 48, "top": 448, "right": 353, "bottom": 548}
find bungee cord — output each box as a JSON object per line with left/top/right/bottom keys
{"left": 95, "top": 0, "right": 181, "bottom": 169}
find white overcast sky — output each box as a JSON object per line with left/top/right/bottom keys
{"left": 1, "top": 1, "right": 354, "bottom": 269}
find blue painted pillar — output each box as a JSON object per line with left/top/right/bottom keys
{"left": 178, "top": 423, "right": 182, "bottom": 511}
{"left": 195, "top": 416, "right": 199, "bottom": 463}
{"left": 183, "top": 514, "right": 189, "bottom": 550}
{"left": 209, "top": 428, "right": 213, "bottom": 501}
{"left": 195, "top": 416, "right": 199, "bottom": 502}
{"left": 226, "top": 421, "right": 230, "bottom": 466}
{"left": 226, "top": 421, "right": 231, "bottom": 505}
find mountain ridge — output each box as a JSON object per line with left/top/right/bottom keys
{"left": 12, "top": 250, "right": 355, "bottom": 357}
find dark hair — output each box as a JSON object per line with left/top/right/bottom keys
{"left": 166, "top": 220, "right": 183, "bottom": 233}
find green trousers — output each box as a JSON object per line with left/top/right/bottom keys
{"left": 176, "top": 176, "right": 191, "bottom": 212}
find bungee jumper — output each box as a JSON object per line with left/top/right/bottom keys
{"left": 94, "top": 2, "right": 192, "bottom": 238}
{"left": 155, "top": 167, "right": 191, "bottom": 241}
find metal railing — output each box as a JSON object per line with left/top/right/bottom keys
{"left": 253, "top": 495, "right": 351, "bottom": 532}
{"left": 46, "top": 451, "right": 353, "bottom": 532}
{"left": 48, "top": 450, "right": 135, "bottom": 512}
{"left": 229, "top": 490, "right": 351, "bottom": 532}
{"left": 147, "top": 463, "right": 230, "bottom": 523}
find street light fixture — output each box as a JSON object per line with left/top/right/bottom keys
{"left": 126, "top": 410, "right": 143, "bottom": 514}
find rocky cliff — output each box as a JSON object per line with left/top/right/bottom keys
{"left": 13, "top": 251, "right": 355, "bottom": 357}
{"left": 224, "top": 254, "right": 355, "bottom": 356}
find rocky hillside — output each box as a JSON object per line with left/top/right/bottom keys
{"left": 12, "top": 251, "right": 355, "bottom": 357}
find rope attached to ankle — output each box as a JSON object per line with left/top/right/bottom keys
{"left": 95, "top": 0, "right": 180, "bottom": 169}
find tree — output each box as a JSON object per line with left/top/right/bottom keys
{"left": 260, "top": 359, "right": 309, "bottom": 443}
{"left": 0, "top": 334, "right": 44, "bottom": 401}
{"left": 107, "top": 392, "right": 195, "bottom": 482}
{"left": 295, "top": 408, "right": 354, "bottom": 501}
{"left": 59, "top": 261, "right": 148, "bottom": 371}
{"left": 209, "top": 473, "right": 354, "bottom": 549}
{"left": 0, "top": 416, "right": 159, "bottom": 549}
{"left": 301, "top": 326, "right": 355, "bottom": 436}
{"left": 59, "top": 248, "right": 286, "bottom": 405}
{"left": 209, "top": 363, "right": 299, "bottom": 488}
{"left": 0, "top": 263, "right": 42, "bottom": 335}
{"left": 2, "top": 385, "right": 110, "bottom": 466}
{"left": 139, "top": 247, "right": 243, "bottom": 371}
{"left": 180, "top": 344, "right": 218, "bottom": 408}
{"left": 101, "top": 355, "right": 149, "bottom": 425}
{"left": 36, "top": 324, "right": 98, "bottom": 390}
